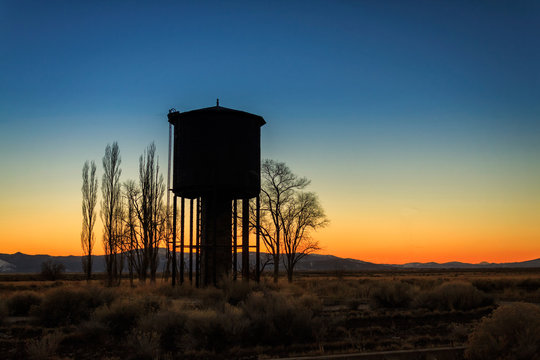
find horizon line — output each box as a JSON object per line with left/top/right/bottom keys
{"left": 2, "top": 249, "right": 539, "bottom": 266}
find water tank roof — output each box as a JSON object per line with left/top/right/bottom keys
{"left": 169, "top": 105, "right": 266, "bottom": 126}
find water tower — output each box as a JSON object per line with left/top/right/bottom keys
{"left": 167, "top": 101, "right": 265, "bottom": 286}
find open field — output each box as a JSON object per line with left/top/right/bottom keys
{"left": 1, "top": 269, "right": 540, "bottom": 359}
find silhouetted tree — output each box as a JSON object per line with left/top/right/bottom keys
{"left": 123, "top": 143, "right": 167, "bottom": 283}
{"left": 123, "top": 179, "right": 139, "bottom": 286}
{"left": 281, "top": 191, "right": 327, "bottom": 282}
{"left": 41, "top": 260, "right": 65, "bottom": 281}
{"left": 138, "top": 143, "right": 167, "bottom": 282}
{"left": 81, "top": 160, "right": 98, "bottom": 281}
{"left": 101, "top": 142, "right": 122, "bottom": 286}
{"left": 253, "top": 160, "right": 328, "bottom": 282}
{"left": 124, "top": 178, "right": 148, "bottom": 282}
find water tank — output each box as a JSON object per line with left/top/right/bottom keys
{"left": 168, "top": 105, "right": 266, "bottom": 199}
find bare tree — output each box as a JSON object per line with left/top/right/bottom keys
{"left": 254, "top": 159, "right": 327, "bottom": 282}
{"left": 81, "top": 160, "right": 98, "bottom": 281}
{"left": 123, "top": 179, "right": 140, "bottom": 285}
{"left": 101, "top": 142, "right": 122, "bottom": 286}
{"left": 281, "top": 191, "right": 328, "bottom": 282}
{"left": 124, "top": 178, "right": 151, "bottom": 282}
{"left": 41, "top": 260, "right": 66, "bottom": 281}
{"left": 138, "top": 143, "right": 167, "bottom": 282}
{"left": 122, "top": 143, "right": 167, "bottom": 283}
{"left": 112, "top": 192, "right": 126, "bottom": 283}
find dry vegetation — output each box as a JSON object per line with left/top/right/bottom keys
{"left": 1, "top": 269, "right": 540, "bottom": 359}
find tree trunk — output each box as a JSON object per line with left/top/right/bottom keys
{"left": 86, "top": 253, "right": 92, "bottom": 282}
{"left": 273, "top": 251, "right": 279, "bottom": 283}
{"left": 106, "top": 254, "right": 113, "bottom": 287}
{"left": 287, "top": 268, "right": 293, "bottom": 283}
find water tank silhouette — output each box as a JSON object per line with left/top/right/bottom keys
{"left": 167, "top": 104, "right": 266, "bottom": 199}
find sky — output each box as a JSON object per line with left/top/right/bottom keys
{"left": 1, "top": 0, "right": 539, "bottom": 263}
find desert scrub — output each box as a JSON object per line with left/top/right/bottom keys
{"left": 472, "top": 278, "right": 514, "bottom": 293}
{"left": 297, "top": 292, "right": 323, "bottom": 313}
{"left": 154, "top": 282, "right": 195, "bottom": 298}
{"left": 0, "top": 298, "right": 7, "bottom": 324}
{"left": 242, "top": 291, "right": 318, "bottom": 345}
{"left": 303, "top": 279, "right": 368, "bottom": 306}
{"left": 416, "top": 281, "right": 493, "bottom": 311}
{"left": 466, "top": 302, "right": 540, "bottom": 360}
{"left": 136, "top": 310, "right": 187, "bottom": 353}
{"left": 32, "top": 286, "right": 113, "bottom": 326}
{"left": 125, "top": 330, "right": 161, "bottom": 360}
{"left": 193, "top": 286, "right": 225, "bottom": 309}
{"left": 6, "top": 291, "right": 42, "bottom": 316}
{"left": 66, "top": 318, "right": 108, "bottom": 345}
{"left": 31, "top": 287, "right": 98, "bottom": 327}
{"left": 183, "top": 304, "right": 249, "bottom": 351}
{"left": 370, "top": 280, "right": 416, "bottom": 309}
{"left": 94, "top": 295, "right": 162, "bottom": 337}
{"left": 517, "top": 278, "right": 540, "bottom": 292}
{"left": 85, "top": 285, "right": 117, "bottom": 307}
{"left": 26, "top": 330, "right": 64, "bottom": 360}
{"left": 220, "top": 278, "right": 254, "bottom": 305}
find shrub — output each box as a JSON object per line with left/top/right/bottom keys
{"left": 183, "top": 304, "right": 249, "bottom": 351}
{"left": 154, "top": 283, "right": 194, "bottom": 298}
{"left": 184, "top": 309, "right": 224, "bottom": 350}
{"left": 466, "top": 302, "right": 540, "bottom": 360}
{"left": 95, "top": 296, "right": 161, "bottom": 337}
{"left": 126, "top": 330, "right": 160, "bottom": 360}
{"left": 305, "top": 279, "right": 368, "bottom": 307}
{"left": 32, "top": 287, "right": 108, "bottom": 326}
{"left": 85, "top": 285, "right": 117, "bottom": 308}
{"left": 70, "top": 319, "right": 108, "bottom": 344}
{"left": 40, "top": 260, "right": 65, "bottom": 281}
{"left": 416, "top": 281, "right": 493, "bottom": 311}
{"left": 221, "top": 279, "right": 253, "bottom": 305}
{"left": 194, "top": 286, "right": 225, "bottom": 308}
{"left": 7, "top": 291, "right": 42, "bottom": 316}
{"left": 242, "top": 291, "right": 316, "bottom": 345}
{"left": 306, "top": 279, "right": 361, "bottom": 305}
{"left": 137, "top": 310, "right": 186, "bottom": 353}
{"left": 517, "top": 278, "right": 540, "bottom": 292}
{"left": 370, "top": 281, "right": 416, "bottom": 309}
{"left": 26, "top": 330, "right": 64, "bottom": 360}
{"left": 472, "top": 279, "right": 513, "bottom": 293}
{"left": 297, "top": 293, "right": 323, "bottom": 313}
{"left": 0, "top": 299, "right": 7, "bottom": 324}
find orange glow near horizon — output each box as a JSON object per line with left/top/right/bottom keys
{"left": 2, "top": 197, "right": 539, "bottom": 264}
{"left": 1, "top": 153, "right": 539, "bottom": 264}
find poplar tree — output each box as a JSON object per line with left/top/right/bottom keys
{"left": 101, "top": 142, "right": 122, "bottom": 286}
{"left": 81, "top": 160, "right": 98, "bottom": 281}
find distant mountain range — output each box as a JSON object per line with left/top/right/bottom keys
{"left": 389, "top": 258, "right": 540, "bottom": 269}
{"left": 0, "top": 250, "right": 539, "bottom": 273}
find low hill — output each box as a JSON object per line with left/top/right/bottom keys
{"left": 393, "top": 258, "right": 540, "bottom": 269}
{"left": 1, "top": 250, "right": 539, "bottom": 273}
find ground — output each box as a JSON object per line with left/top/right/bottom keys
{"left": 1, "top": 269, "right": 539, "bottom": 359}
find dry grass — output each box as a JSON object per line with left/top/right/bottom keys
{"left": 370, "top": 280, "right": 417, "bottom": 309}
{"left": 31, "top": 285, "right": 116, "bottom": 326}
{"left": 0, "top": 298, "right": 7, "bottom": 324}
{"left": 6, "top": 291, "right": 42, "bottom": 316}
{"left": 94, "top": 296, "right": 161, "bottom": 338}
{"left": 415, "top": 281, "right": 494, "bottom": 311}
{"left": 26, "top": 330, "right": 64, "bottom": 360}
{"left": 466, "top": 302, "right": 540, "bottom": 360}
{"left": 0, "top": 270, "right": 538, "bottom": 359}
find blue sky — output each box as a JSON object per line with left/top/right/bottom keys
{"left": 1, "top": 1, "right": 539, "bottom": 261}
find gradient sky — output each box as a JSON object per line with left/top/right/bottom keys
{"left": 1, "top": 1, "right": 539, "bottom": 263}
